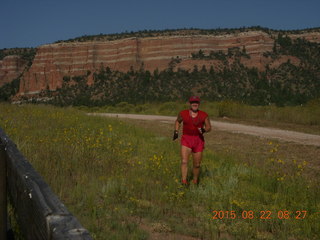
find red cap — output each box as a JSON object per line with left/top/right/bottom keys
{"left": 189, "top": 96, "right": 200, "bottom": 103}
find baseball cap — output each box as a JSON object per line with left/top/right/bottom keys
{"left": 189, "top": 96, "right": 200, "bottom": 103}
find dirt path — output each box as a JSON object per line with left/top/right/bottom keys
{"left": 88, "top": 113, "right": 320, "bottom": 147}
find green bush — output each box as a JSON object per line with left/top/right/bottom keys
{"left": 115, "top": 102, "right": 135, "bottom": 113}
{"left": 217, "top": 101, "right": 243, "bottom": 118}
{"left": 134, "top": 104, "right": 149, "bottom": 113}
{"left": 158, "top": 102, "right": 182, "bottom": 115}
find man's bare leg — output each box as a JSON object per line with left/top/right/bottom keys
{"left": 181, "top": 145, "right": 192, "bottom": 182}
{"left": 192, "top": 151, "right": 203, "bottom": 183}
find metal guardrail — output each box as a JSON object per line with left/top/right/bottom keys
{"left": 0, "top": 128, "right": 92, "bottom": 240}
{"left": 0, "top": 141, "right": 7, "bottom": 240}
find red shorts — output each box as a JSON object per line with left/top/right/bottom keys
{"left": 181, "top": 135, "right": 205, "bottom": 153}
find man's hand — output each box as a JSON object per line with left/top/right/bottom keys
{"left": 198, "top": 127, "right": 206, "bottom": 134}
{"left": 173, "top": 130, "right": 179, "bottom": 141}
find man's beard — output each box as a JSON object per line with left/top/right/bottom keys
{"left": 190, "top": 108, "right": 199, "bottom": 113}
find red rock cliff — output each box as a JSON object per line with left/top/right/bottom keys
{"left": 17, "top": 30, "right": 320, "bottom": 96}
{"left": 0, "top": 55, "right": 27, "bottom": 87}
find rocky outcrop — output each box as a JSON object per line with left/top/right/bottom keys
{"left": 0, "top": 55, "right": 27, "bottom": 87}
{"left": 5, "top": 30, "right": 320, "bottom": 96}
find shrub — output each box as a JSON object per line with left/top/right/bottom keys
{"left": 115, "top": 102, "right": 135, "bottom": 113}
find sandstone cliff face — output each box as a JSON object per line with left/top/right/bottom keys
{"left": 0, "top": 55, "right": 27, "bottom": 87}
{"left": 16, "top": 30, "right": 320, "bottom": 96}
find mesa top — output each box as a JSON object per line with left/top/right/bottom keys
{"left": 179, "top": 109, "right": 208, "bottom": 136}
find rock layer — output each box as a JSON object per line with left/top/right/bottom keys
{"left": 0, "top": 55, "right": 27, "bottom": 87}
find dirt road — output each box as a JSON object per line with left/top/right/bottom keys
{"left": 88, "top": 113, "right": 320, "bottom": 147}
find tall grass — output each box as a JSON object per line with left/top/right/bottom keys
{"left": 83, "top": 100, "right": 320, "bottom": 127}
{"left": 1, "top": 103, "right": 319, "bottom": 239}
{"left": 207, "top": 100, "right": 320, "bottom": 126}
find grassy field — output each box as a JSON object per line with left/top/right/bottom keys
{"left": 81, "top": 100, "right": 320, "bottom": 135}
{"left": 1, "top": 103, "right": 319, "bottom": 240}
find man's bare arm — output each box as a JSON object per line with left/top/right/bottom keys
{"left": 173, "top": 113, "right": 182, "bottom": 141}
{"left": 175, "top": 113, "right": 183, "bottom": 131}
{"left": 204, "top": 116, "right": 211, "bottom": 133}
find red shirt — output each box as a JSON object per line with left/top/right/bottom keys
{"left": 179, "top": 109, "right": 208, "bottom": 136}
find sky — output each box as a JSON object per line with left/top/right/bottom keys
{"left": 1, "top": 0, "right": 320, "bottom": 49}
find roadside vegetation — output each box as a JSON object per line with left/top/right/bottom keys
{"left": 81, "top": 99, "right": 320, "bottom": 134}
{"left": 1, "top": 103, "right": 319, "bottom": 239}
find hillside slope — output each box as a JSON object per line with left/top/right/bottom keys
{"left": 0, "top": 27, "right": 319, "bottom": 105}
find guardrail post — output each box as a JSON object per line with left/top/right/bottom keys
{"left": 0, "top": 143, "right": 7, "bottom": 240}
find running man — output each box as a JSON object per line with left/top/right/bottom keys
{"left": 173, "top": 96, "right": 211, "bottom": 185}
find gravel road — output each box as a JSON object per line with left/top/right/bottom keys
{"left": 88, "top": 113, "right": 320, "bottom": 147}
